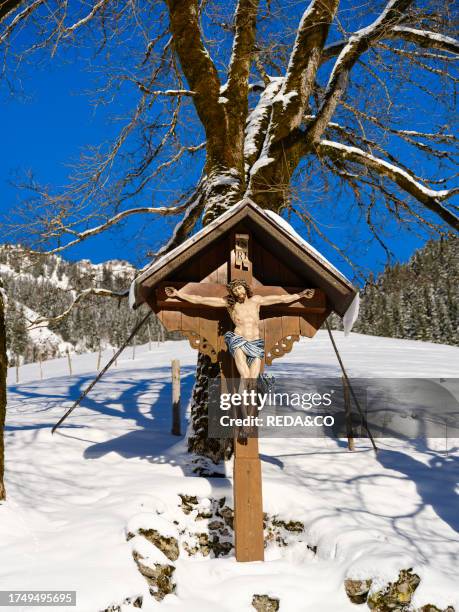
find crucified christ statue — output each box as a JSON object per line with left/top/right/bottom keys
{"left": 165, "top": 280, "right": 315, "bottom": 379}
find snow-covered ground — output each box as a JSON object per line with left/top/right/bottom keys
{"left": 1, "top": 332, "right": 458, "bottom": 611}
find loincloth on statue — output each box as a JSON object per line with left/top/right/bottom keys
{"left": 223, "top": 331, "right": 264, "bottom": 366}
{"left": 224, "top": 331, "right": 274, "bottom": 392}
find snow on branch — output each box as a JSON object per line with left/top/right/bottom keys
{"left": 133, "top": 86, "right": 196, "bottom": 97}
{"left": 318, "top": 139, "right": 459, "bottom": 230}
{"left": 226, "top": 0, "right": 260, "bottom": 138}
{"left": 322, "top": 27, "right": 458, "bottom": 64}
{"left": 44, "top": 203, "right": 191, "bottom": 255}
{"left": 0, "top": 0, "right": 44, "bottom": 44}
{"left": 62, "top": 0, "right": 110, "bottom": 36}
{"left": 0, "top": 0, "right": 25, "bottom": 24}
{"left": 391, "top": 26, "right": 459, "bottom": 55}
{"left": 244, "top": 77, "right": 283, "bottom": 169}
{"left": 27, "top": 288, "right": 128, "bottom": 329}
{"left": 307, "top": 0, "right": 413, "bottom": 143}
{"left": 269, "top": 0, "right": 339, "bottom": 140}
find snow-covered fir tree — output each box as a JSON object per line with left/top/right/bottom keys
{"left": 329, "top": 234, "right": 458, "bottom": 346}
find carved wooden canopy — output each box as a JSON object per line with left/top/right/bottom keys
{"left": 130, "top": 199, "right": 358, "bottom": 367}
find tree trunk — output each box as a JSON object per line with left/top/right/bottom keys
{"left": 187, "top": 351, "right": 233, "bottom": 467}
{"left": 0, "top": 290, "right": 7, "bottom": 501}
{"left": 186, "top": 185, "right": 241, "bottom": 467}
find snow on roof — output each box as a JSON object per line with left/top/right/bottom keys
{"left": 129, "top": 199, "right": 252, "bottom": 305}
{"left": 263, "top": 210, "right": 359, "bottom": 334}
{"left": 263, "top": 210, "right": 352, "bottom": 285}
{"left": 130, "top": 200, "right": 359, "bottom": 332}
{"left": 342, "top": 292, "right": 360, "bottom": 336}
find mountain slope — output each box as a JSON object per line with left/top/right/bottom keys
{"left": 0, "top": 245, "right": 167, "bottom": 365}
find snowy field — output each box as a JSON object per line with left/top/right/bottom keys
{"left": 1, "top": 332, "right": 458, "bottom": 611}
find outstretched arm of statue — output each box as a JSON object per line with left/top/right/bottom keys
{"left": 255, "top": 289, "right": 315, "bottom": 306}
{"left": 165, "top": 286, "right": 227, "bottom": 307}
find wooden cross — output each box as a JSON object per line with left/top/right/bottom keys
{"left": 147, "top": 229, "right": 328, "bottom": 562}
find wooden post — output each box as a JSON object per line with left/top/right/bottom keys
{"left": 233, "top": 425, "right": 264, "bottom": 560}
{"left": 15, "top": 357, "right": 19, "bottom": 384}
{"left": 171, "top": 359, "right": 181, "bottom": 436}
{"left": 148, "top": 322, "right": 152, "bottom": 352}
{"left": 67, "top": 350, "right": 72, "bottom": 376}
{"left": 342, "top": 375, "right": 354, "bottom": 451}
{"left": 132, "top": 337, "right": 136, "bottom": 360}
{"left": 229, "top": 230, "right": 264, "bottom": 562}
{"left": 97, "top": 346, "right": 102, "bottom": 371}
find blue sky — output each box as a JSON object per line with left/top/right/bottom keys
{"left": 0, "top": 2, "right": 455, "bottom": 283}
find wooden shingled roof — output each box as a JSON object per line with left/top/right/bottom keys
{"left": 130, "top": 199, "right": 358, "bottom": 318}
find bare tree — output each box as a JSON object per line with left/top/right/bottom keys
{"left": 1, "top": 0, "right": 458, "bottom": 463}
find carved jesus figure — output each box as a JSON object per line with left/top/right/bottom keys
{"left": 165, "top": 280, "right": 315, "bottom": 379}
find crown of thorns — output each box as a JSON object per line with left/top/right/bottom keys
{"left": 225, "top": 279, "right": 253, "bottom": 307}
{"left": 226, "top": 279, "right": 252, "bottom": 294}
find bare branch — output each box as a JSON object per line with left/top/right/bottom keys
{"left": 322, "top": 27, "right": 459, "bottom": 63}
{"left": 27, "top": 288, "right": 128, "bottom": 329}
{"left": 293, "top": 205, "right": 361, "bottom": 277}
{"left": 0, "top": 0, "right": 44, "bottom": 45}
{"left": 318, "top": 139, "right": 459, "bottom": 230}
{"left": 307, "top": 0, "right": 414, "bottom": 143}
{"left": 143, "top": 183, "right": 206, "bottom": 264}
{"left": 43, "top": 203, "right": 192, "bottom": 255}
{"left": 339, "top": 100, "right": 457, "bottom": 158}
{"left": 0, "top": 0, "right": 24, "bottom": 24}
{"left": 166, "top": 0, "right": 229, "bottom": 168}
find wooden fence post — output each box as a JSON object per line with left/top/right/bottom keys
{"left": 171, "top": 359, "right": 181, "bottom": 436}
{"left": 132, "top": 337, "right": 136, "bottom": 360}
{"left": 67, "top": 350, "right": 73, "bottom": 376}
{"left": 342, "top": 375, "right": 354, "bottom": 451}
{"left": 15, "top": 356, "right": 19, "bottom": 384}
{"left": 97, "top": 346, "right": 102, "bottom": 371}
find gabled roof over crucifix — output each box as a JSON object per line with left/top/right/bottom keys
{"left": 129, "top": 199, "right": 359, "bottom": 333}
